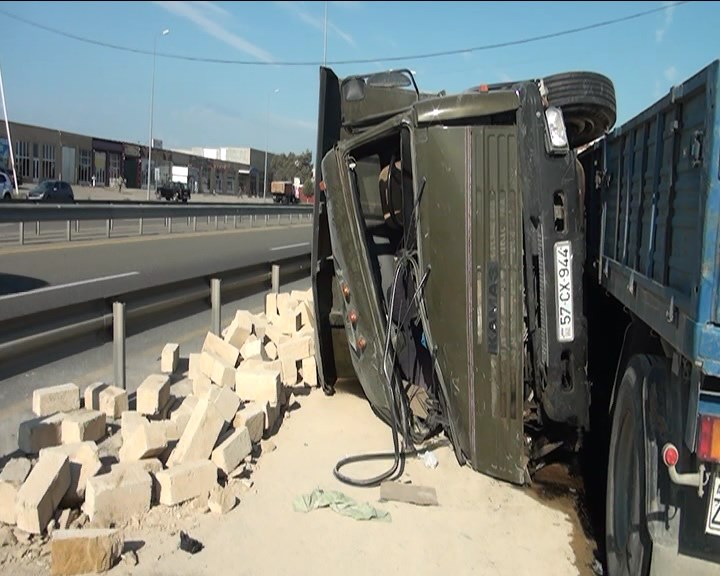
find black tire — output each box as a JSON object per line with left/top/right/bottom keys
{"left": 542, "top": 71, "right": 617, "bottom": 149}
{"left": 606, "top": 355, "right": 653, "bottom": 576}
{"left": 2, "top": 193, "right": 11, "bottom": 201}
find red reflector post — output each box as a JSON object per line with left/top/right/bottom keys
{"left": 662, "top": 443, "right": 679, "bottom": 467}
{"left": 697, "top": 415, "right": 720, "bottom": 463}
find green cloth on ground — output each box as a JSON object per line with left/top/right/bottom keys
{"left": 293, "top": 488, "right": 392, "bottom": 522}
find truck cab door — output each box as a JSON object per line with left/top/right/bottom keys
{"left": 414, "top": 124, "right": 527, "bottom": 485}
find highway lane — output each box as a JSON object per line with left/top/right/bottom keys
{"left": 0, "top": 223, "right": 312, "bottom": 322}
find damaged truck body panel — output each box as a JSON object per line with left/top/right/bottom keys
{"left": 312, "top": 66, "right": 590, "bottom": 484}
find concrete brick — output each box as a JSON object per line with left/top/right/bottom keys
{"left": 208, "top": 484, "right": 236, "bottom": 515}
{"left": 120, "top": 412, "right": 147, "bottom": 444}
{"left": 296, "top": 300, "right": 315, "bottom": 329}
{"left": 276, "top": 293, "right": 295, "bottom": 315}
{"left": 18, "top": 413, "right": 65, "bottom": 454}
{"left": 232, "top": 402, "right": 266, "bottom": 443}
{"left": 240, "top": 336, "right": 264, "bottom": 361}
{"left": 156, "top": 460, "right": 218, "bottom": 506}
{"left": 253, "top": 315, "right": 268, "bottom": 341}
{"left": 0, "top": 458, "right": 32, "bottom": 525}
{"left": 239, "top": 358, "right": 265, "bottom": 371}
{"left": 51, "top": 528, "right": 122, "bottom": 576}
{"left": 61, "top": 410, "right": 106, "bottom": 444}
{"left": 119, "top": 422, "right": 167, "bottom": 462}
{"left": 206, "top": 385, "right": 241, "bottom": 423}
{"left": 211, "top": 428, "right": 251, "bottom": 474}
{"left": 192, "top": 373, "right": 212, "bottom": 398}
{"left": 136, "top": 374, "right": 171, "bottom": 417}
{"left": 202, "top": 332, "right": 241, "bottom": 368}
{"left": 277, "top": 311, "right": 302, "bottom": 335}
{"left": 225, "top": 311, "right": 253, "bottom": 349}
{"left": 161, "top": 343, "right": 180, "bottom": 374}
{"left": 296, "top": 325, "right": 317, "bottom": 357}
{"left": 167, "top": 399, "right": 225, "bottom": 466}
{"left": 198, "top": 351, "right": 215, "bottom": 378}
{"left": 280, "top": 357, "right": 299, "bottom": 386}
{"left": 265, "top": 322, "right": 284, "bottom": 345}
{"left": 277, "top": 336, "right": 312, "bottom": 363}
{"left": 234, "top": 368, "right": 282, "bottom": 406}
{"left": 112, "top": 458, "right": 163, "bottom": 476}
{"left": 291, "top": 289, "right": 312, "bottom": 303}
{"left": 97, "top": 386, "right": 128, "bottom": 420}
{"left": 40, "top": 442, "right": 101, "bottom": 508}
{"left": 264, "top": 341, "right": 278, "bottom": 361}
{"left": 188, "top": 353, "right": 202, "bottom": 381}
{"left": 301, "top": 356, "right": 318, "bottom": 386}
{"left": 15, "top": 452, "right": 70, "bottom": 534}
{"left": 265, "top": 293, "right": 277, "bottom": 317}
{"left": 261, "top": 359, "right": 283, "bottom": 372}
{"left": 83, "top": 382, "right": 108, "bottom": 411}
{"left": 169, "top": 396, "right": 198, "bottom": 438}
{"left": 111, "top": 459, "right": 163, "bottom": 505}
{"left": 84, "top": 466, "right": 151, "bottom": 525}
{"left": 32, "top": 384, "right": 80, "bottom": 417}
{"left": 210, "top": 357, "right": 235, "bottom": 389}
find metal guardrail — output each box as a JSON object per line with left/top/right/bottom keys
{"left": 0, "top": 201, "right": 314, "bottom": 245}
{"left": 0, "top": 253, "right": 311, "bottom": 372}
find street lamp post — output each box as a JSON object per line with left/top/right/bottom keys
{"left": 262, "top": 88, "right": 280, "bottom": 199}
{"left": 147, "top": 28, "right": 170, "bottom": 201}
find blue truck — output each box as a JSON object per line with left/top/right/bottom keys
{"left": 580, "top": 60, "right": 720, "bottom": 574}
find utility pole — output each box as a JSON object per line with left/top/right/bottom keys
{"left": 0, "top": 64, "right": 19, "bottom": 197}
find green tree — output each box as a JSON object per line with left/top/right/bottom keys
{"left": 302, "top": 177, "right": 315, "bottom": 197}
{"left": 270, "top": 149, "right": 313, "bottom": 183}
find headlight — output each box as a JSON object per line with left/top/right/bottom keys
{"left": 544, "top": 106, "right": 569, "bottom": 153}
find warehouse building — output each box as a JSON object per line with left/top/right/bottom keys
{"left": 0, "top": 121, "right": 270, "bottom": 196}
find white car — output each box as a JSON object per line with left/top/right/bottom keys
{"left": 0, "top": 171, "right": 14, "bottom": 200}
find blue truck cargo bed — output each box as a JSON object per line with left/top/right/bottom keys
{"left": 582, "top": 60, "right": 720, "bottom": 376}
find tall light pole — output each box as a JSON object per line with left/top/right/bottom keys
{"left": 262, "top": 88, "right": 280, "bottom": 199}
{"left": 323, "top": 1, "right": 328, "bottom": 65}
{"left": 147, "top": 28, "right": 170, "bottom": 200}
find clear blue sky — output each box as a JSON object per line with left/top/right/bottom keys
{"left": 1, "top": 1, "right": 718, "bottom": 157}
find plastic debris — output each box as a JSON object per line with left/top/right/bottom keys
{"left": 293, "top": 488, "right": 391, "bottom": 522}
{"left": 421, "top": 450, "right": 439, "bottom": 469}
{"left": 179, "top": 531, "right": 203, "bottom": 554}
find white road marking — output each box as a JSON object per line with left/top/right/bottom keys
{"left": 270, "top": 242, "right": 310, "bottom": 252}
{"left": 0, "top": 271, "right": 140, "bottom": 301}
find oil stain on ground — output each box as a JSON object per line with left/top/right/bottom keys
{"left": 525, "top": 462, "right": 603, "bottom": 576}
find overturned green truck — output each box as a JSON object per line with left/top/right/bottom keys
{"left": 310, "top": 62, "right": 720, "bottom": 574}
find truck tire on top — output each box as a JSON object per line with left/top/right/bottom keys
{"left": 542, "top": 72, "right": 617, "bottom": 149}
{"left": 606, "top": 355, "right": 653, "bottom": 576}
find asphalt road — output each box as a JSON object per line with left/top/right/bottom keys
{"left": 0, "top": 223, "right": 312, "bottom": 322}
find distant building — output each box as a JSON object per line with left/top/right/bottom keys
{"left": 0, "top": 121, "right": 260, "bottom": 196}
{"left": 175, "top": 147, "right": 273, "bottom": 197}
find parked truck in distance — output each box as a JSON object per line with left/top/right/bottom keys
{"left": 271, "top": 180, "right": 297, "bottom": 204}
{"left": 311, "top": 60, "right": 720, "bottom": 575}
{"left": 155, "top": 180, "right": 190, "bottom": 203}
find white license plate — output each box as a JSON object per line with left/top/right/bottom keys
{"left": 554, "top": 241, "right": 574, "bottom": 343}
{"left": 706, "top": 474, "right": 720, "bottom": 537}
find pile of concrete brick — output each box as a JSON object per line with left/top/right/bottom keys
{"left": 0, "top": 289, "right": 315, "bottom": 574}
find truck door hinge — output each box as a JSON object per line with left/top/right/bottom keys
{"left": 666, "top": 295, "right": 676, "bottom": 323}
{"left": 691, "top": 130, "right": 704, "bottom": 168}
